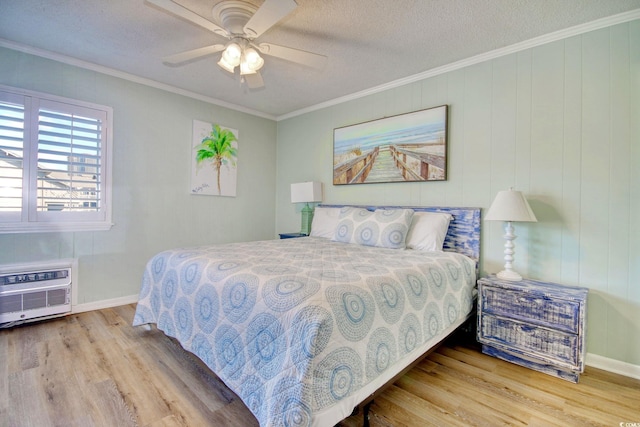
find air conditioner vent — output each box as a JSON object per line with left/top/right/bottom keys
{"left": 48, "top": 288, "right": 68, "bottom": 306}
{"left": 0, "top": 262, "right": 73, "bottom": 327}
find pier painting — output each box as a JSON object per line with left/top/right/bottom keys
{"left": 333, "top": 105, "right": 447, "bottom": 185}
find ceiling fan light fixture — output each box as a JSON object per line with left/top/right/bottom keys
{"left": 223, "top": 42, "right": 242, "bottom": 62}
{"left": 240, "top": 61, "right": 255, "bottom": 75}
{"left": 217, "top": 56, "right": 236, "bottom": 73}
{"left": 218, "top": 42, "right": 242, "bottom": 73}
{"left": 243, "top": 47, "right": 264, "bottom": 72}
{"left": 151, "top": 0, "right": 327, "bottom": 90}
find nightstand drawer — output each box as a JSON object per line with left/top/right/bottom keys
{"left": 481, "top": 286, "right": 581, "bottom": 334}
{"left": 479, "top": 314, "right": 579, "bottom": 368}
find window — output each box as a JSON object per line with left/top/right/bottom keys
{"left": 0, "top": 85, "right": 113, "bottom": 233}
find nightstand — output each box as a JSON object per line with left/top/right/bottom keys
{"left": 477, "top": 275, "right": 588, "bottom": 383}
{"left": 278, "top": 232, "right": 307, "bottom": 239}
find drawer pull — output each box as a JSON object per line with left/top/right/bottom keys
{"left": 517, "top": 297, "right": 543, "bottom": 306}
{"left": 519, "top": 324, "right": 536, "bottom": 333}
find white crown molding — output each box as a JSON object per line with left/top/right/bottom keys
{"left": 1, "top": 9, "right": 638, "bottom": 122}
{"left": 586, "top": 352, "right": 640, "bottom": 380}
{"left": 0, "top": 38, "right": 276, "bottom": 121}
{"left": 277, "top": 9, "right": 640, "bottom": 121}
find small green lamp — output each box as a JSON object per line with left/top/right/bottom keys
{"left": 290, "top": 181, "right": 323, "bottom": 235}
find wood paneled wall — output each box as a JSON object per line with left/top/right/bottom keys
{"left": 275, "top": 20, "right": 640, "bottom": 367}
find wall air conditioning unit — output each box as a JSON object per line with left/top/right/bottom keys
{"left": 0, "top": 260, "right": 75, "bottom": 327}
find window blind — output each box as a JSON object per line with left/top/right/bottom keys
{"left": 0, "top": 85, "right": 112, "bottom": 233}
{"left": 37, "top": 109, "right": 102, "bottom": 212}
{"left": 0, "top": 101, "right": 25, "bottom": 212}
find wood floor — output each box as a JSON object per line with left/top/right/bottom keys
{"left": 1, "top": 304, "right": 639, "bottom": 427}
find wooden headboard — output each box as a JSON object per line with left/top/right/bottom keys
{"left": 318, "top": 204, "right": 481, "bottom": 266}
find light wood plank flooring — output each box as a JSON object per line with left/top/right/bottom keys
{"left": 1, "top": 304, "right": 639, "bottom": 426}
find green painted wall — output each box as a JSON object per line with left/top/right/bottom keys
{"left": 1, "top": 19, "right": 638, "bottom": 368}
{"left": 0, "top": 47, "right": 277, "bottom": 305}
{"left": 276, "top": 20, "right": 640, "bottom": 366}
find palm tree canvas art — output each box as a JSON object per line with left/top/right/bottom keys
{"left": 191, "top": 120, "right": 238, "bottom": 196}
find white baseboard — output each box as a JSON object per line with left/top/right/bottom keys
{"left": 586, "top": 353, "right": 640, "bottom": 380}
{"left": 72, "top": 294, "right": 138, "bottom": 314}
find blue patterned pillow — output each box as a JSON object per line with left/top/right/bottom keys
{"left": 332, "top": 207, "right": 414, "bottom": 249}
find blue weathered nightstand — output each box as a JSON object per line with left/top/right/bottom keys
{"left": 477, "top": 275, "right": 588, "bottom": 382}
{"left": 278, "top": 232, "right": 307, "bottom": 239}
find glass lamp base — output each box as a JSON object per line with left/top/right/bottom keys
{"left": 300, "top": 203, "right": 313, "bottom": 235}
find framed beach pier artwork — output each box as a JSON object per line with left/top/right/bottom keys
{"left": 333, "top": 105, "right": 448, "bottom": 185}
{"left": 190, "top": 120, "right": 238, "bottom": 197}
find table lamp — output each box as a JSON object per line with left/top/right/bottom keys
{"left": 290, "top": 181, "right": 323, "bottom": 235}
{"left": 485, "top": 187, "right": 537, "bottom": 281}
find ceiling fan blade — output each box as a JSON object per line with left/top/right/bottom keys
{"left": 244, "top": 72, "right": 264, "bottom": 89}
{"left": 147, "top": 0, "right": 228, "bottom": 37}
{"left": 257, "top": 43, "right": 327, "bottom": 70}
{"left": 163, "top": 44, "right": 226, "bottom": 65}
{"left": 243, "top": 0, "right": 297, "bottom": 38}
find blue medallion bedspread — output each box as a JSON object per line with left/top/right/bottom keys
{"left": 133, "top": 236, "right": 476, "bottom": 427}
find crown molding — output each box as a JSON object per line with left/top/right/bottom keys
{"left": 2, "top": 8, "right": 638, "bottom": 123}
{"left": 0, "top": 38, "right": 276, "bottom": 121}
{"left": 277, "top": 9, "right": 640, "bottom": 121}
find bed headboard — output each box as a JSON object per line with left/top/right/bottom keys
{"left": 318, "top": 204, "right": 481, "bottom": 265}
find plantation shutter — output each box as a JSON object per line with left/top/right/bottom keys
{"left": 0, "top": 92, "right": 26, "bottom": 220}
{"left": 34, "top": 99, "right": 108, "bottom": 222}
{"left": 0, "top": 85, "right": 112, "bottom": 233}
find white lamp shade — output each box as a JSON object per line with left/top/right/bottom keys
{"left": 485, "top": 188, "right": 537, "bottom": 222}
{"left": 291, "top": 182, "right": 323, "bottom": 204}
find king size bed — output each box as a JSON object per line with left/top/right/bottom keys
{"left": 133, "top": 204, "right": 480, "bottom": 427}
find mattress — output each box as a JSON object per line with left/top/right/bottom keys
{"left": 133, "top": 236, "right": 477, "bottom": 427}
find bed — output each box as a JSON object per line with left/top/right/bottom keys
{"left": 133, "top": 205, "right": 480, "bottom": 427}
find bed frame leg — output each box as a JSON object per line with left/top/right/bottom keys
{"left": 362, "top": 400, "right": 372, "bottom": 427}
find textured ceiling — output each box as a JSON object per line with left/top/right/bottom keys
{"left": 1, "top": 0, "right": 640, "bottom": 118}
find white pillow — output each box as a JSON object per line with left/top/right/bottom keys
{"left": 310, "top": 207, "right": 341, "bottom": 238}
{"left": 332, "top": 207, "right": 414, "bottom": 249}
{"left": 405, "top": 211, "right": 452, "bottom": 251}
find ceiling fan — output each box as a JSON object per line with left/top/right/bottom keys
{"left": 148, "top": 0, "right": 327, "bottom": 88}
